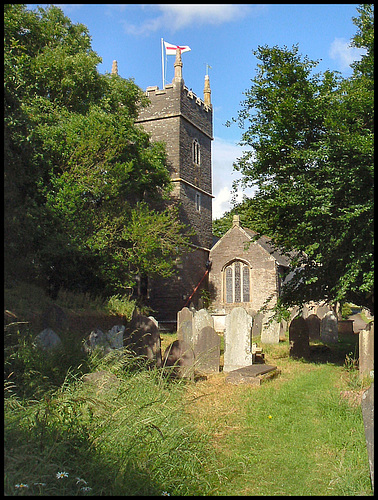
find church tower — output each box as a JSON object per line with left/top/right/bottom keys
{"left": 135, "top": 49, "right": 213, "bottom": 326}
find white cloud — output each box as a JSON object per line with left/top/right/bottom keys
{"left": 212, "top": 136, "right": 256, "bottom": 219}
{"left": 329, "top": 37, "right": 366, "bottom": 71}
{"left": 122, "top": 4, "right": 256, "bottom": 35}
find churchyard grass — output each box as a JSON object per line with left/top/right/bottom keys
{"left": 4, "top": 285, "right": 373, "bottom": 495}
{"left": 186, "top": 337, "right": 373, "bottom": 496}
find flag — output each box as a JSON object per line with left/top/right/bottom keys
{"left": 164, "top": 41, "right": 191, "bottom": 56}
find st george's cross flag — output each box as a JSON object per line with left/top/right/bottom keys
{"left": 164, "top": 41, "right": 191, "bottom": 56}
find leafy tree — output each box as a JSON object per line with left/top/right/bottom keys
{"left": 227, "top": 4, "right": 374, "bottom": 313}
{"left": 4, "top": 4, "right": 191, "bottom": 299}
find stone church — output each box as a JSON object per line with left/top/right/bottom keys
{"left": 120, "top": 50, "right": 291, "bottom": 330}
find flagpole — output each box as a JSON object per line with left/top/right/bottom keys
{"left": 161, "top": 38, "right": 165, "bottom": 89}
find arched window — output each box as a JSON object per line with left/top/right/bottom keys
{"left": 192, "top": 139, "right": 200, "bottom": 165}
{"left": 224, "top": 260, "right": 250, "bottom": 303}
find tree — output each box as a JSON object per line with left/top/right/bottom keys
{"left": 227, "top": 5, "right": 374, "bottom": 313}
{"left": 4, "top": 4, "right": 191, "bottom": 299}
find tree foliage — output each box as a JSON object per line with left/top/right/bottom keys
{"left": 4, "top": 4, "right": 191, "bottom": 298}
{"left": 226, "top": 4, "right": 374, "bottom": 312}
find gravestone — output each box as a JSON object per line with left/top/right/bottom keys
{"left": 83, "top": 328, "right": 110, "bottom": 354}
{"left": 289, "top": 317, "right": 310, "bottom": 359}
{"left": 316, "top": 304, "right": 331, "bottom": 319}
{"left": 34, "top": 328, "right": 62, "bottom": 350}
{"left": 359, "top": 321, "right": 374, "bottom": 379}
{"left": 261, "top": 315, "right": 280, "bottom": 344}
{"left": 223, "top": 307, "right": 253, "bottom": 372}
{"left": 361, "top": 383, "right": 374, "bottom": 491}
{"left": 162, "top": 339, "right": 195, "bottom": 379}
{"left": 177, "top": 307, "right": 194, "bottom": 345}
{"left": 124, "top": 314, "right": 162, "bottom": 367}
{"left": 193, "top": 326, "right": 220, "bottom": 374}
{"left": 306, "top": 314, "right": 321, "bottom": 340}
{"left": 252, "top": 312, "right": 263, "bottom": 339}
{"left": 177, "top": 307, "right": 193, "bottom": 334}
{"left": 193, "top": 308, "right": 214, "bottom": 345}
{"left": 106, "top": 324, "right": 125, "bottom": 350}
{"left": 320, "top": 310, "right": 338, "bottom": 343}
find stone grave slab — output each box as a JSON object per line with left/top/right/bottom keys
{"left": 193, "top": 308, "right": 214, "bottom": 344}
{"left": 225, "top": 364, "right": 278, "bottom": 385}
{"left": 261, "top": 315, "right": 280, "bottom": 344}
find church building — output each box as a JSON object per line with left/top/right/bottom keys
{"left": 133, "top": 49, "right": 214, "bottom": 326}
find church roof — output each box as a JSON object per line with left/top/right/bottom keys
{"left": 211, "top": 215, "right": 296, "bottom": 268}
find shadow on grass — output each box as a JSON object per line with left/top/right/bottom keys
{"left": 308, "top": 333, "right": 359, "bottom": 366}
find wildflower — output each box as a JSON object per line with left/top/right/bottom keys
{"left": 161, "top": 492, "right": 171, "bottom": 496}
{"left": 268, "top": 415, "right": 272, "bottom": 419}
{"left": 81, "top": 486, "right": 92, "bottom": 492}
{"left": 76, "top": 477, "right": 88, "bottom": 485}
{"left": 15, "top": 483, "right": 29, "bottom": 489}
{"left": 34, "top": 482, "right": 46, "bottom": 486}
{"left": 56, "top": 471, "right": 69, "bottom": 479}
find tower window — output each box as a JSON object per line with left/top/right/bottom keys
{"left": 192, "top": 139, "right": 200, "bottom": 165}
{"left": 224, "top": 261, "right": 250, "bottom": 303}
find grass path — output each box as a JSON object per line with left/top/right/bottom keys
{"left": 184, "top": 347, "right": 372, "bottom": 496}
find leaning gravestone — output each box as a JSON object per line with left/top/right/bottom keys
{"left": 289, "top": 317, "right": 310, "bottom": 359}
{"left": 320, "top": 310, "right": 338, "bottom": 343}
{"left": 252, "top": 312, "right": 263, "bottom": 338}
{"left": 34, "top": 328, "right": 62, "bottom": 350}
{"left": 224, "top": 307, "right": 253, "bottom": 372}
{"left": 193, "top": 326, "right": 220, "bottom": 374}
{"left": 163, "top": 339, "right": 195, "bottom": 379}
{"left": 124, "top": 314, "right": 162, "bottom": 367}
{"left": 306, "top": 314, "right": 321, "bottom": 340}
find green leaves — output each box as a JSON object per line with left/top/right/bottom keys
{"left": 227, "top": 6, "right": 374, "bottom": 311}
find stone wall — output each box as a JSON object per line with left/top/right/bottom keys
{"left": 209, "top": 226, "right": 278, "bottom": 316}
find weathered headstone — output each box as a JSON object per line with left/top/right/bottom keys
{"left": 162, "top": 339, "right": 195, "bottom": 379}
{"left": 177, "top": 307, "right": 194, "bottom": 346}
{"left": 177, "top": 307, "right": 193, "bottom": 334}
{"left": 223, "top": 307, "right": 253, "bottom": 372}
{"left": 106, "top": 324, "right": 125, "bottom": 350}
{"left": 289, "top": 317, "right": 310, "bottom": 359}
{"left": 320, "top": 310, "right": 338, "bottom": 343}
{"left": 34, "top": 328, "right": 62, "bottom": 350}
{"left": 83, "top": 328, "right": 110, "bottom": 354}
{"left": 261, "top": 315, "right": 280, "bottom": 344}
{"left": 193, "top": 326, "right": 220, "bottom": 374}
{"left": 316, "top": 304, "right": 331, "bottom": 320}
{"left": 124, "top": 314, "right": 162, "bottom": 367}
{"left": 193, "top": 308, "right": 214, "bottom": 345}
{"left": 361, "top": 383, "right": 374, "bottom": 491}
{"left": 359, "top": 321, "right": 374, "bottom": 379}
{"left": 252, "top": 312, "right": 263, "bottom": 339}
{"left": 305, "top": 314, "right": 321, "bottom": 340}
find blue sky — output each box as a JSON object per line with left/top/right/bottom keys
{"left": 27, "top": 4, "right": 365, "bottom": 218}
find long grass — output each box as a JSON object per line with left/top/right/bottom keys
{"left": 4, "top": 284, "right": 373, "bottom": 495}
